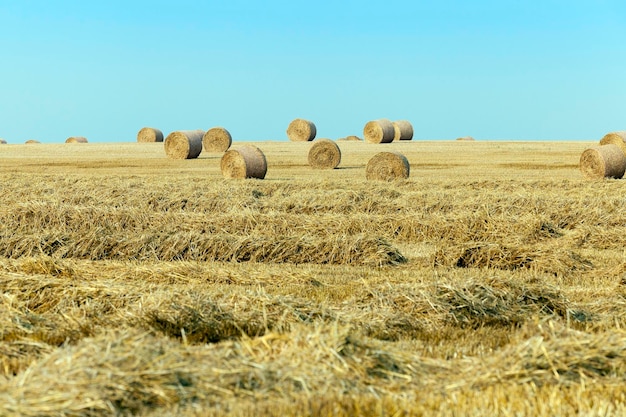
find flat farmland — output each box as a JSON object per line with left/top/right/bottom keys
{"left": 2, "top": 140, "right": 626, "bottom": 416}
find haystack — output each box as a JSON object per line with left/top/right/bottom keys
{"left": 286, "top": 119, "right": 316, "bottom": 142}
{"left": 25, "top": 140, "right": 40, "bottom": 144}
{"left": 456, "top": 136, "right": 475, "bottom": 141}
{"left": 203, "top": 127, "right": 232, "bottom": 153}
{"left": 579, "top": 144, "right": 626, "bottom": 180}
{"left": 65, "top": 136, "right": 88, "bottom": 143}
{"left": 392, "top": 120, "right": 413, "bottom": 141}
{"left": 366, "top": 151, "right": 410, "bottom": 181}
{"left": 363, "top": 119, "right": 395, "bottom": 144}
{"left": 221, "top": 145, "right": 267, "bottom": 179}
{"left": 164, "top": 130, "right": 204, "bottom": 159}
{"left": 308, "top": 139, "right": 341, "bottom": 169}
{"left": 599, "top": 131, "right": 626, "bottom": 156}
{"left": 137, "top": 127, "right": 164, "bottom": 143}
{"left": 0, "top": 139, "right": 6, "bottom": 144}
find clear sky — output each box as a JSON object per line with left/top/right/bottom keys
{"left": 1, "top": 1, "right": 624, "bottom": 143}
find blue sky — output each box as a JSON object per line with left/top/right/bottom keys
{"left": 1, "top": 1, "right": 624, "bottom": 143}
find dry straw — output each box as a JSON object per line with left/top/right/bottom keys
{"left": 579, "top": 144, "right": 626, "bottom": 180}
{"left": 164, "top": 130, "right": 205, "bottom": 159}
{"left": 25, "top": 140, "right": 40, "bottom": 144}
{"left": 363, "top": 119, "right": 395, "bottom": 144}
{"left": 341, "top": 135, "right": 362, "bottom": 141}
{"left": 308, "top": 139, "right": 341, "bottom": 169}
{"left": 456, "top": 136, "right": 475, "bottom": 141}
{"left": 65, "top": 137, "right": 88, "bottom": 143}
{"left": 392, "top": 120, "right": 414, "bottom": 141}
{"left": 286, "top": 119, "right": 316, "bottom": 142}
{"left": 136, "top": 127, "right": 164, "bottom": 143}
{"left": 221, "top": 145, "right": 267, "bottom": 179}
{"left": 203, "top": 127, "right": 232, "bottom": 153}
{"left": 366, "top": 151, "right": 410, "bottom": 181}
{"left": 599, "top": 131, "right": 626, "bottom": 156}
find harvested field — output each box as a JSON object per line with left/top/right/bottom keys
{"left": 1, "top": 140, "right": 626, "bottom": 416}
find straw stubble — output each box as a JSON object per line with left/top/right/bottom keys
{"left": 308, "top": 139, "right": 341, "bottom": 169}
{"left": 366, "top": 151, "right": 410, "bottom": 181}
{"left": 164, "top": 130, "right": 205, "bottom": 159}
{"left": 579, "top": 144, "right": 626, "bottom": 180}
{"left": 221, "top": 145, "right": 267, "bottom": 179}
{"left": 363, "top": 119, "right": 395, "bottom": 144}
{"left": 203, "top": 127, "right": 232, "bottom": 153}
{"left": 137, "top": 127, "right": 164, "bottom": 143}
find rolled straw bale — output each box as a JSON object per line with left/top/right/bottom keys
{"left": 579, "top": 144, "right": 626, "bottom": 180}
{"left": 137, "top": 127, "right": 164, "bottom": 143}
{"left": 456, "top": 136, "right": 475, "bottom": 141}
{"left": 366, "top": 151, "right": 410, "bottom": 181}
{"left": 164, "top": 129, "right": 205, "bottom": 159}
{"left": 392, "top": 120, "right": 414, "bottom": 141}
{"left": 25, "top": 140, "right": 40, "bottom": 144}
{"left": 203, "top": 127, "right": 232, "bottom": 153}
{"left": 599, "top": 131, "right": 626, "bottom": 156}
{"left": 308, "top": 139, "right": 341, "bottom": 169}
{"left": 363, "top": 119, "right": 395, "bottom": 143}
{"left": 221, "top": 145, "right": 267, "bottom": 179}
{"left": 0, "top": 139, "right": 6, "bottom": 144}
{"left": 286, "top": 118, "right": 316, "bottom": 142}
{"left": 65, "top": 136, "right": 88, "bottom": 143}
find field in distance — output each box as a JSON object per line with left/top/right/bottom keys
{"left": 2, "top": 139, "right": 626, "bottom": 416}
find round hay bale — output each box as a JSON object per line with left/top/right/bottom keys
{"left": 579, "top": 144, "right": 626, "bottom": 180}
{"left": 392, "top": 120, "right": 414, "bottom": 141}
{"left": 25, "top": 140, "right": 40, "bottom": 144}
{"left": 363, "top": 119, "right": 395, "bottom": 144}
{"left": 164, "top": 130, "right": 204, "bottom": 159}
{"left": 137, "top": 127, "right": 164, "bottom": 143}
{"left": 599, "top": 131, "right": 626, "bottom": 156}
{"left": 0, "top": 139, "right": 6, "bottom": 144}
{"left": 203, "top": 127, "right": 232, "bottom": 152}
{"left": 221, "top": 145, "right": 267, "bottom": 179}
{"left": 286, "top": 119, "right": 316, "bottom": 142}
{"left": 456, "top": 136, "right": 475, "bottom": 141}
{"left": 65, "top": 136, "right": 88, "bottom": 143}
{"left": 336, "top": 135, "right": 362, "bottom": 142}
{"left": 308, "top": 139, "right": 341, "bottom": 169}
{"left": 366, "top": 151, "right": 410, "bottom": 181}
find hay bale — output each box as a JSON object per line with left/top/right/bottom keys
{"left": 203, "top": 127, "right": 232, "bottom": 153}
{"left": 65, "top": 136, "right": 88, "bottom": 143}
{"left": 286, "top": 119, "right": 316, "bottom": 142}
{"left": 0, "top": 139, "right": 6, "bottom": 144}
{"left": 164, "top": 130, "right": 204, "bottom": 159}
{"left": 366, "top": 151, "right": 410, "bottom": 181}
{"left": 456, "top": 136, "right": 475, "bottom": 141}
{"left": 137, "top": 127, "right": 164, "bottom": 143}
{"left": 25, "top": 140, "right": 40, "bottom": 144}
{"left": 579, "top": 144, "right": 626, "bottom": 180}
{"left": 308, "top": 139, "right": 341, "bottom": 169}
{"left": 599, "top": 131, "right": 626, "bottom": 156}
{"left": 363, "top": 119, "right": 395, "bottom": 144}
{"left": 392, "top": 120, "right": 413, "bottom": 141}
{"left": 221, "top": 145, "right": 267, "bottom": 179}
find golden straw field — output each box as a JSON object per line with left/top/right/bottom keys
{"left": 2, "top": 140, "right": 626, "bottom": 416}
